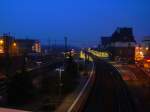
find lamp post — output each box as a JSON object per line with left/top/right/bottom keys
{"left": 56, "top": 68, "right": 64, "bottom": 86}
{"left": 56, "top": 67, "right": 64, "bottom": 98}
{"left": 12, "top": 42, "right": 17, "bottom": 56}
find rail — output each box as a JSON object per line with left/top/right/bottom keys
{"left": 67, "top": 62, "right": 95, "bottom": 112}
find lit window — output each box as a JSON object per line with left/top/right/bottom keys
{"left": 0, "top": 46, "right": 4, "bottom": 53}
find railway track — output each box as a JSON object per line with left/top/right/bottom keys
{"left": 83, "top": 59, "right": 136, "bottom": 112}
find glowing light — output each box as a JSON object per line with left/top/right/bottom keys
{"left": 80, "top": 51, "right": 85, "bottom": 59}
{"left": 135, "top": 48, "right": 144, "bottom": 61}
{"left": 146, "top": 47, "right": 149, "bottom": 50}
{"left": 88, "top": 50, "right": 109, "bottom": 58}
{"left": 136, "top": 47, "right": 139, "bottom": 49}
{"left": 13, "top": 42, "right": 17, "bottom": 47}
{"left": 139, "top": 51, "right": 143, "bottom": 55}
{"left": 34, "top": 42, "right": 41, "bottom": 53}
{"left": 0, "top": 40, "right": 4, "bottom": 53}
{"left": 144, "top": 63, "right": 149, "bottom": 68}
{"left": 0, "top": 46, "right": 4, "bottom": 53}
{"left": 80, "top": 51, "right": 93, "bottom": 62}
{"left": 0, "top": 49, "right": 3, "bottom": 53}
{"left": 146, "top": 59, "right": 150, "bottom": 62}
{"left": 0, "top": 40, "right": 4, "bottom": 45}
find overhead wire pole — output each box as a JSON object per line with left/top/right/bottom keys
{"left": 64, "top": 36, "right": 68, "bottom": 52}
{"left": 54, "top": 39, "right": 56, "bottom": 50}
{"left": 64, "top": 37, "right": 68, "bottom": 58}
{"left": 48, "top": 37, "right": 51, "bottom": 53}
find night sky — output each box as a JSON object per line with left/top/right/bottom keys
{"left": 0, "top": 0, "right": 150, "bottom": 47}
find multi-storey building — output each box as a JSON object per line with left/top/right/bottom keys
{"left": 15, "top": 39, "right": 41, "bottom": 55}
{"left": 101, "top": 27, "right": 136, "bottom": 62}
{"left": 0, "top": 34, "right": 41, "bottom": 56}
{"left": 142, "top": 36, "right": 150, "bottom": 57}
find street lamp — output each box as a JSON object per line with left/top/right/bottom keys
{"left": 13, "top": 42, "right": 17, "bottom": 47}
{"left": 56, "top": 67, "right": 64, "bottom": 86}
{"left": 0, "top": 39, "right": 4, "bottom": 45}
{"left": 146, "top": 47, "right": 149, "bottom": 51}
{"left": 56, "top": 67, "right": 64, "bottom": 98}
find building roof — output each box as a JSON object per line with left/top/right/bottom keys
{"left": 15, "top": 39, "right": 39, "bottom": 43}
{"left": 111, "top": 27, "right": 136, "bottom": 42}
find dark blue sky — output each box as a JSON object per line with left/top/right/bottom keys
{"left": 0, "top": 0, "right": 150, "bottom": 47}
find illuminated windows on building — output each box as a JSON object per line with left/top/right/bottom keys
{"left": 32, "top": 42, "right": 41, "bottom": 53}
{"left": 0, "top": 39, "right": 4, "bottom": 53}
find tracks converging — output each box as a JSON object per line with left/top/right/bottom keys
{"left": 83, "top": 59, "right": 136, "bottom": 112}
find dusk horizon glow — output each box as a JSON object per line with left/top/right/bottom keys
{"left": 0, "top": 0, "right": 150, "bottom": 47}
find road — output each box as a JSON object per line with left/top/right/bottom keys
{"left": 83, "top": 59, "right": 136, "bottom": 112}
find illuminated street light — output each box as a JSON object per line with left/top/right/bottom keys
{"left": 13, "top": 42, "right": 17, "bottom": 47}
{"left": 146, "top": 47, "right": 149, "bottom": 50}
{"left": 0, "top": 40, "right": 4, "bottom": 45}
{"left": 139, "top": 51, "right": 143, "bottom": 55}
